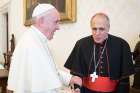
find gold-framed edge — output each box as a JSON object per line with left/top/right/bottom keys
{"left": 60, "top": 0, "right": 76, "bottom": 23}
{"left": 23, "top": 0, "right": 77, "bottom": 26}
{"left": 24, "top": 0, "right": 33, "bottom": 26}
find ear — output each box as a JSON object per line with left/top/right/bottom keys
{"left": 38, "top": 17, "right": 44, "bottom": 25}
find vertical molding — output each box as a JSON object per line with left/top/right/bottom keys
{"left": 0, "top": 1, "right": 10, "bottom": 63}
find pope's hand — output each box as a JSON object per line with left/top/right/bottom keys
{"left": 70, "top": 76, "right": 82, "bottom": 86}
{"left": 70, "top": 76, "right": 82, "bottom": 93}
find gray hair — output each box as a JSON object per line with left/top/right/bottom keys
{"left": 90, "top": 13, "right": 110, "bottom": 28}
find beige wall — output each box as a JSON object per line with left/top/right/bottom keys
{"left": 0, "top": 0, "right": 140, "bottom": 67}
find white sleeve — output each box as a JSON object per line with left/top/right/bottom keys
{"left": 58, "top": 69, "right": 72, "bottom": 86}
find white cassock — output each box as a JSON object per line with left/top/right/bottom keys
{"left": 7, "top": 26, "right": 72, "bottom": 93}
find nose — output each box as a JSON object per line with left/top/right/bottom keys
{"left": 94, "top": 30, "right": 101, "bottom": 35}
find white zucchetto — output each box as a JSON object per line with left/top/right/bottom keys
{"left": 32, "top": 4, "right": 55, "bottom": 17}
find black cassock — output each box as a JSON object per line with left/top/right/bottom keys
{"left": 64, "top": 34, "right": 135, "bottom": 93}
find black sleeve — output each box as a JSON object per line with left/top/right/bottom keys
{"left": 64, "top": 40, "right": 84, "bottom": 77}
{"left": 121, "top": 40, "right": 135, "bottom": 78}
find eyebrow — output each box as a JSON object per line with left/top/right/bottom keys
{"left": 92, "top": 27, "right": 105, "bottom": 31}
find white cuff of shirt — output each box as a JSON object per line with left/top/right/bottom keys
{"left": 58, "top": 69, "right": 72, "bottom": 86}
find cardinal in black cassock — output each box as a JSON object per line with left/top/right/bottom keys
{"left": 64, "top": 13, "right": 135, "bottom": 93}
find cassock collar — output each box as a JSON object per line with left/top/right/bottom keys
{"left": 31, "top": 25, "right": 48, "bottom": 43}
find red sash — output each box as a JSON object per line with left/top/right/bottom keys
{"left": 83, "top": 76, "right": 119, "bottom": 92}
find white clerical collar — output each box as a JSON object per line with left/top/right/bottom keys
{"left": 31, "top": 25, "right": 48, "bottom": 43}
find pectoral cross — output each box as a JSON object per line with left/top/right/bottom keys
{"left": 90, "top": 72, "right": 98, "bottom": 82}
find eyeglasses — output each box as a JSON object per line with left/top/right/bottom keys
{"left": 92, "top": 27, "right": 105, "bottom": 32}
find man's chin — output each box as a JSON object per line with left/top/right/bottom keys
{"left": 95, "top": 40, "right": 106, "bottom": 44}
{"left": 94, "top": 40, "right": 102, "bottom": 43}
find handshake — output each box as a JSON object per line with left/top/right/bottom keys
{"left": 70, "top": 76, "right": 82, "bottom": 93}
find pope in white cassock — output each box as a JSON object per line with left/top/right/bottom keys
{"left": 7, "top": 4, "right": 82, "bottom": 93}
